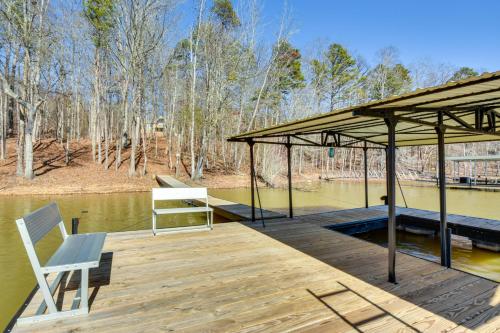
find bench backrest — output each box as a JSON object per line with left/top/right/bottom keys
{"left": 16, "top": 202, "right": 67, "bottom": 245}
{"left": 16, "top": 202, "right": 68, "bottom": 278}
{"left": 152, "top": 187, "right": 208, "bottom": 201}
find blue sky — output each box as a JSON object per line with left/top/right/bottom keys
{"left": 180, "top": 0, "right": 500, "bottom": 71}
{"left": 261, "top": 0, "right": 500, "bottom": 71}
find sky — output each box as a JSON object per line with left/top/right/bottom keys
{"left": 178, "top": 0, "right": 500, "bottom": 72}
{"left": 258, "top": 0, "right": 500, "bottom": 71}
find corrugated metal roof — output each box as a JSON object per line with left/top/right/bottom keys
{"left": 229, "top": 71, "right": 500, "bottom": 147}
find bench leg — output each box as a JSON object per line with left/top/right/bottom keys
{"left": 152, "top": 213, "right": 156, "bottom": 235}
{"left": 37, "top": 274, "right": 58, "bottom": 314}
{"left": 81, "top": 268, "right": 89, "bottom": 312}
{"left": 17, "top": 270, "right": 90, "bottom": 326}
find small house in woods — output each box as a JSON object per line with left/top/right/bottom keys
{"left": 146, "top": 117, "right": 165, "bottom": 134}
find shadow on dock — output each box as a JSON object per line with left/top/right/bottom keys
{"left": 56, "top": 252, "right": 114, "bottom": 311}
{"left": 307, "top": 282, "right": 421, "bottom": 333}
{"left": 246, "top": 210, "right": 500, "bottom": 331}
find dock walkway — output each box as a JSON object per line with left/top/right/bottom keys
{"left": 12, "top": 216, "right": 500, "bottom": 332}
{"left": 290, "top": 205, "right": 500, "bottom": 249}
{"left": 156, "top": 175, "right": 286, "bottom": 221}
{"left": 245, "top": 214, "right": 500, "bottom": 332}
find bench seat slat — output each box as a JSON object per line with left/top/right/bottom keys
{"left": 42, "top": 233, "right": 106, "bottom": 273}
{"left": 154, "top": 207, "right": 213, "bottom": 215}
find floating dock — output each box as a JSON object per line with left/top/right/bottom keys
{"left": 295, "top": 206, "right": 500, "bottom": 251}
{"left": 11, "top": 214, "right": 500, "bottom": 332}
{"left": 368, "top": 205, "right": 500, "bottom": 250}
{"left": 156, "top": 175, "right": 286, "bottom": 221}
{"left": 447, "top": 184, "right": 500, "bottom": 192}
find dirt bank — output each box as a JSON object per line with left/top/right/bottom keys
{"left": 0, "top": 137, "right": 390, "bottom": 196}
{"left": 0, "top": 138, "right": 258, "bottom": 196}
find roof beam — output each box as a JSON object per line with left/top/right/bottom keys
{"left": 235, "top": 139, "right": 385, "bottom": 149}
{"left": 364, "top": 73, "right": 500, "bottom": 109}
{"left": 353, "top": 108, "right": 500, "bottom": 138}
{"left": 443, "top": 110, "right": 474, "bottom": 129}
{"left": 375, "top": 86, "right": 500, "bottom": 110}
{"left": 291, "top": 134, "right": 320, "bottom": 146}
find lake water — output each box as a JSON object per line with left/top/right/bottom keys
{"left": 1, "top": 181, "right": 499, "bottom": 329}
{"left": 210, "top": 180, "right": 500, "bottom": 219}
{"left": 0, "top": 192, "right": 212, "bottom": 330}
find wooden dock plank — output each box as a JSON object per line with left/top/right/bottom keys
{"left": 369, "top": 205, "right": 500, "bottom": 234}
{"left": 12, "top": 219, "right": 496, "bottom": 333}
{"left": 246, "top": 215, "right": 499, "bottom": 331}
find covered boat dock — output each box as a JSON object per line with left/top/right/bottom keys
{"left": 447, "top": 155, "right": 500, "bottom": 187}
{"left": 229, "top": 71, "right": 500, "bottom": 283}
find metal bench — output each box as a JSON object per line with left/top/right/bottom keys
{"left": 152, "top": 187, "right": 213, "bottom": 235}
{"left": 16, "top": 202, "right": 106, "bottom": 325}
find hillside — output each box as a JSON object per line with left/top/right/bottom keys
{"left": 0, "top": 137, "right": 255, "bottom": 195}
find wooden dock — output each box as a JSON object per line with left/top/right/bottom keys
{"left": 156, "top": 175, "right": 286, "bottom": 221}
{"left": 369, "top": 205, "right": 500, "bottom": 246}
{"left": 296, "top": 205, "right": 500, "bottom": 248}
{"left": 447, "top": 184, "right": 500, "bottom": 192}
{"left": 245, "top": 215, "right": 500, "bottom": 332}
{"left": 12, "top": 211, "right": 499, "bottom": 332}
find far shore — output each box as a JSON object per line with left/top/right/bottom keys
{"left": 0, "top": 138, "right": 437, "bottom": 197}
{"left": 1, "top": 169, "right": 435, "bottom": 197}
{"left": 0, "top": 171, "right": 332, "bottom": 196}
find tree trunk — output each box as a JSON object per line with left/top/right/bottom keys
{"left": 128, "top": 115, "right": 140, "bottom": 177}
{"left": 17, "top": 114, "right": 25, "bottom": 177}
{"left": 24, "top": 111, "right": 35, "bottom": 179}
{"left": 0, "top": 93, "right": 5, "bottom": 160}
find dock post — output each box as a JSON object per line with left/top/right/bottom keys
{"left": 446, "top": 228, "right": 452, "bottom": 268}
{"left": 363, "top": 141, "right": 368, "bottom": 208}
{"left": 384, "top": 147, "right": 388, "bottom": 205}
{"left": 436, "top": 111, "right": 449, "bottom": 267}
{"left": 385, "top": 115, "right": 397, "bottom": 283}
{"left": 286, "top": 136, "right": 293, "bottom": 218}
{"left": 71, "top": 218, "right": 79, "bottom": 235}
{"left": 248, "top": 140, "right": 256, "bottom": 222}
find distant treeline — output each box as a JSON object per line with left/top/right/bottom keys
{"left": 0, "top": 0, "right": 496, "bottom": 184}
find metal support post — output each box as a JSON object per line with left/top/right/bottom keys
{"left": 385, "top": 115, "right": 397, "bottom": 283}
{"left": 249, "top": 140, "right": 256, "bottom": 222}
{"left": 72, "top": 218, "right": 79, "bottom": 235}
{"left": 363, "top": 141, "right": 369, "bottom": 208}
{"left": 436, "top": 111, "right": 449, "bottom": 267}
{"left": 286, "top": 136, "right": 293, "bottom": 218}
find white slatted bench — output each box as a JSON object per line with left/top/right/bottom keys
{"left": 16, "top": 202, "right": 106, "bottom": 325}
{"left": 152, "top": 187, "right": 213, "bottom": 235}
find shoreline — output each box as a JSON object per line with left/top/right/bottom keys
{"left": 0, "top": 172, "right": 361, "bottom": 196}
{"left": 0, "top": 177, "right": 421, "bottom": 197}
{"left": 0, "top": 138, "right": 446, "bottom": 197}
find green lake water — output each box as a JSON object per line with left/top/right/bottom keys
{"left": 1, "top": 181, "right": 499, "bottom": 329}
{"left": 0, "top": 192, "right": 212, "bottom": 330}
